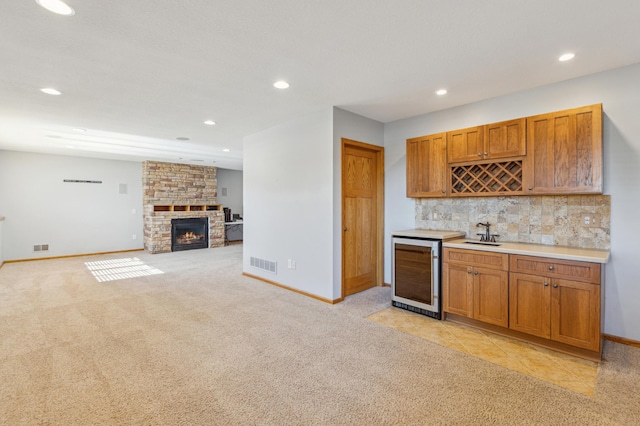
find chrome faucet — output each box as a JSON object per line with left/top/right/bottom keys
{"left": 476, "top": 222, "right": 491, "bottom": 242}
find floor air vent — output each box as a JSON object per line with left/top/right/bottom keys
{"left": 250, "top": 256, "right": 277, "bottom": 274}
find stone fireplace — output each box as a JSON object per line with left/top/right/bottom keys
{"left": 143, "top": 161, "right": 224, "bottom": 254}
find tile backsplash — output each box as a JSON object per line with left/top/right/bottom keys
{"left": 415, "top": 195, "right": 610, "bottom": 250}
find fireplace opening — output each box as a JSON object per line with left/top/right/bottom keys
{"left": 171, "top": 218, "right": 209, "bottom": 252}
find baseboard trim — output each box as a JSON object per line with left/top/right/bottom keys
{"left": 4, "top": 248, "right": 144, "bottom": 264}
{"left": 383, "top": 282, "right": 391, "bottom": 287}
{"left": 242, "top": 272, "right": 343, "bottom": 305}
{"left": 604, "top": 334, "right": 640, "bottom": 349}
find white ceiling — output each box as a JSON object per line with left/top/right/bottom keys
{"left": 1, "top": 0, "right": 639, "bottom": 170}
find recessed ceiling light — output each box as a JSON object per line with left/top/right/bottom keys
{"left": 36, "top": 0, "right": 75, "bottom": 16}
{"left": 222, "top": 148, "right": 230, "bottom": 152}
{"left": 40, "top": 88, "right": 61, "bottom": 95}
{"left": 436, "top": 89, "right": 447, "bottom": 96}
{"left": 559, "top": 53, "right": 575, "bottom": 62}
{"left": 274, "top": 80, "right": 290, "bottom": 89}
{"left": 204, "top": 120, "right": 216, "bottom": 126}
{"left": 176, "top": 137, "right": 190, "bottom": 141}
{"left": 73, "top": 128, "right": 86, "bottom": 133}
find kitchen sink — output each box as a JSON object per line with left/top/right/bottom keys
{"left": 465, "top": 241, "right": 502, "bottom": 246}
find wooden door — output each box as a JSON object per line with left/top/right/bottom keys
{"left": 525, "top": 104, "right": 602, "bottom": 194}
{"left": 406, "top": 133, "right": 447, "bottom": 197}
{"left": 484, "top": 118, "right": 526, "bottom": 160}
{"left": 443, "top": 263, "right": 472, "bottom": 317}
{"left": 342, "top": 140, "right": 384, "bottom": 297}
{"left": 447, "top": 126, "right": 484, "bottom": 163}
{"left": 473, "top": 267, "right": 509, "bottom": 327}
{"left": 509, "top": 273, "right": 551, "bottom": 338}
{"left": 551, "top": 279, "right": 600, "bottom": 351}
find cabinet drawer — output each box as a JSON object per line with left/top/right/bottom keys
{"left": 510, "top": 255, "right": 600, "bottom": 284}
{"left": 443, "top": 248, "right": 508, "bottom": 271}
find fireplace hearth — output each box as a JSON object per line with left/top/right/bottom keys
{"left": 171, "top": 218, "right": 209, "bottom": 251}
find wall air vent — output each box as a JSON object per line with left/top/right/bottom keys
{"left": 250, "top": 256, "right": 277, "bottom": 274}
{"left": 33, "top": 244, "right": 49, "bottom": 252}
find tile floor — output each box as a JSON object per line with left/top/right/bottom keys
{"left": 367, "top": 307, "right": 599, "bottom": 396}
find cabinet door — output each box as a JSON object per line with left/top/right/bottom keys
{"left": 443, "top": 263, "right": 472, "bottom": 317}
{"left": 406, "top": 133, "right": 447, "bottom": 197}
{"left": 525, "top": 104, "right": 602, "bottom": 194}
{"left": 551, "top": 279, "right": 601, "bottom": 351}
{"left": 473, "top": 267, "right": 509, "bottom": 327}
{"left": 509, "top": 273, "right": 551, "bottom": 338}
{"left": 484, "top": 118, "right": 526, "bottom": 160}
{"left": 447, "top": 126, "right": 484, "bottom": 164}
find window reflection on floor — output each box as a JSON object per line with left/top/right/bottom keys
{"left": 84, "top": 257, "right": 164, "bottom": 282}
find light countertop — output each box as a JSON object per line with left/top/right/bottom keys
{"left": 392, "top": 229, "right": 466, "bottom": 240}
{"left": 444, "top": 238, "right": 610, "bottom": 264}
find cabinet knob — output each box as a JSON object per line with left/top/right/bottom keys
{"left": 467, "top": 269, "right": 472, "bottom": 274}
{"left": 344, "top": 227, "right": 347, "bottom": 232}
{"left": 544, "top": 282, "right": 549, "bottom": 287}
{"left": 441, "top": 189, "right": 446, "bottom": 193}
{"left": 548, "top": 265, "right": 554, "bottom": 271}
{"left": 474, "top": 271, "right": 479, "bottom": 275}
{"left": 484, "top": 152, "right": 488, "bottom": 156}
{"left": 528, "top": 187, "right": 533, "bottom": 190}
{"left": 553, "top": 283, "right": 559, "bottom": 288}
{"left": 477, "top": 153, "right": 482, "bottom": 157}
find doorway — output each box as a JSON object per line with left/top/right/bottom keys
{"left": 341, "top": 138, "right": 384, "bottom": 297}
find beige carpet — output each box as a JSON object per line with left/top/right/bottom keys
{"left": 0, "top": 245, "right": 639, "bottom": 425}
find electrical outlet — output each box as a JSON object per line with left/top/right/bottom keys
{"left": 287, "top": 259, "right": 292, "bottom": 269}
{"left": 433, "top": 213, "right": 438, "bottom": 220}
{"left": 584, "top": 216, "right": 591, "bottom": 225}
{"left": 132, "top": 234, "right": 137, "bottom": 240}
{"left": 291, "top": 260, "right": 296, "bottom": 269}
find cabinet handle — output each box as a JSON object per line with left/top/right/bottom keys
{"left": 474, "top": 271, "right": 479, "bottom": 275}
{"left": 441, "top": 189, "right": 446, "bottom": 193}
{"left": 548, "top": 265, "right": 554, "bottom": 271}
{"left": 528, "top": 187, "right": 533, "bottom": 190}
{"left": 477, "top": 153, "right": 482, "bottom": 157}
{"left": 484, "top": 152, "right": 488, "bottom": 156}
{"left": 553, "top": 283, "right": 558, "bottom": 288}
{"left": 467, "top": 269, "right": 472, "bottom": 274}
{"left": 544, "top": 282, "right": 549, "bottom": 287}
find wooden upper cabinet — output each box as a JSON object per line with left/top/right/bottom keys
{"left": 524, "top": 104, "right": 603, "bottom": 194}
{"left": 484, "top": 118, "right": 526, "bottom": 160}
{"left": 406, "top": 133, "right": 447, "bottom": 198}
{"left": 447, "top": 126, "right": 484, "bottom": 163}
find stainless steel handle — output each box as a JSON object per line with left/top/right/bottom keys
{"left": 553, "top": 283, "right": 559, "bottom": 288}
{"left": 549, "top": 265, "right": 554, "bottom": 271}
{"left": 544, "top": 282, "right": 549, "bottom": 287}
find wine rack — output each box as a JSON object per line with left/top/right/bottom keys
{"left": 451, "top": 160, "right": 523, "bottom": 195}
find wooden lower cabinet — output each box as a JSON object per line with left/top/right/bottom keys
{"left": 443, "top": 248, "right": 509, "bottom": 327}
{"left": 445, "top": 249, "right": 603, "bottom": 358}
{"left": 509, "top": 272, "right": 600, "bottom": 351}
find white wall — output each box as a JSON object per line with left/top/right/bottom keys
{"left": 216, "top": 168, "right": 244, "bottom": 217}
{"left": 383, "top": 63, "right": 640, "bottom": 340}
{"left": 0, "top": 151, "right": 143, "bottom": 260}
{"left": 0, "top": 217, "right": 4, "bottom": 266}
{"left": 243, "top": 109, "right": 335, "bottom": 300}
{"left": 332, "top": 108, "right": 384, "bottom": 295}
